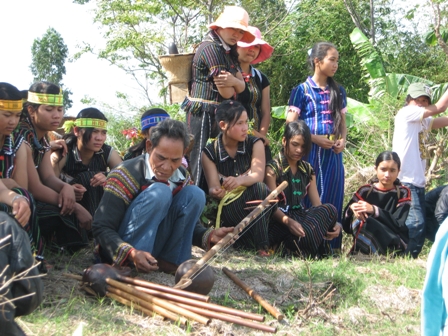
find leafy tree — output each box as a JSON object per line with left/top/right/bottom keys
{"left": 30, "top": 27, "right": 73, "bottom": 109}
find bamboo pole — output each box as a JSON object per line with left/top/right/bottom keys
{"left": 116, "top": 275, "right": 209, "bottom": 302}
{"left": 222, "top": 267, "right": 284, "bottom": 321}
{"left": 175, "top": 181, "right": 288, "bottom": 289}
{"left": 107, "top": 286, "right": 186, "bottom": 324}
{"left": 174, "top": 302, "right": 277, "bottom": 333}
{"left": 106, "top": 278, "right": 210, "bottom": 325}
{"left": 133, "top": 285, "right": 264, "bottom": 322}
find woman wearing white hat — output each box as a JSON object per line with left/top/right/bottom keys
{"left": 236, "top": 26, "right": 274, "bottom": 160}
{"left": 181, "top": 6, "right": 255, "bottom": 186}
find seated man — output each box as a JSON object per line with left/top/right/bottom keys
{"left": 425, "top": 185, "right": 448, "bottom": 242}
{"left": 93, "top": 119, "right": 207, "bottom": 273}
{"left": 0, "top": 212, "right": 44, "bottom": 336}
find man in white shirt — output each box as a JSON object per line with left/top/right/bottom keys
{"left": 393, "top": 83, "right": 448, "bottom": 258}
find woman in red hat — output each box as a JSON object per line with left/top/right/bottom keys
{"left": 181, "top": 6, "right": 255, "bottom": 186}
{"left": 236, "top": 26, "right": 274, "bottom": 160}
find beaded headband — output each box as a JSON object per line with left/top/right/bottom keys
{"left": 141, "top": 114, "right": 170, "bottom": 131}
{"left": 62, "top": 118, "right": 108, "bottom": 133}
{"left": 0, "top": 99, "right": 22, "bottom": 112}
{"left": 28, "top": 91, "right": 64, "bottom": 106}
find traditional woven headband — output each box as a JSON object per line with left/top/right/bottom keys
{"left": 62, "top": 118, "right": 108, "bottom": 133}
{"left": 141, "top": 114, "right": 170, "bottom": 131}
{"left": 28, "top": 91, "right": 64, "bottom": 106}
{"left": 0, "top": 99, "right": 22, "bottom": 112}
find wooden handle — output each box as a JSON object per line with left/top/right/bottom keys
{"left": 175, "top": 181, "right": 288, "bottom": 289}
{"left": 222, "top": 267, "right": 284, "bottom": 321}
{"left": 117, "top": 274, "right": 209, "bottom": 302}
{"left": 106, "top": 278, "right": 210, "bottom": 325}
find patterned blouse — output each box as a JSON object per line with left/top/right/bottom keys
{"left": 0, "top": 134, "right": 24, "bottom": 178}
{"left": 237, "top": 67, "right": 270, "bottom": 131}
{"left": 203, "top": 134, "right": 261, "bottom": 177}
{"left": 14, "top": 114, "right": 50, "bottom": 168}
{"left": 61, "top": 142, "right": 112, "bottom": 182}
{"left": 267, "top": 151, "right": 315, "bottom": 211}
{"left": 181, "top": 30, "right": 241, "bottom": 116}
{"left": 288, "top": 76, "right": 347, "bottom": 136}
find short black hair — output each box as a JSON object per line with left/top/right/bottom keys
{"left": 64, "top": 107, "right": 108, "bottom": 146}
{"left": 150, "top": 119, "right": 189, "bottom": 149}
{"left": 0, "top": 82, "right": 24, "bottom": 100}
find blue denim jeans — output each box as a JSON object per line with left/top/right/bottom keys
{"left": 403, "top": 182, "right": 426, "bottom": 258}
{"left": 117, "top": 183, "right": 205, "bottom": 265}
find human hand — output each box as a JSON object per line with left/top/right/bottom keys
{"left": 312, "top": 135, "right": 335, "bottom": 149}
{"left": 73, "top": 183, "right": 87, "bottom": 201}
{"left": 12, "top": 197, "right": 31, "bottom": 227}
{"left": 222, "top": 176, "right": 241, "bottom": 191}
{"left": 325, "top": 223, "right": 342, "bottom": 240}
{"left": 350, "top": 201, "right": 373, "bottom": 221}
{"left": 333, "top": 138, "right": 345, "bottom": 154}
{"left": 59, "top": 184, "right": 76, "bottom": 215}
{"left": 210, "top": 227, "right": 235, "bottom": 244}
{"left": 209, "top": 186, "right": 226, "bottom": 200}
{"left": 129, "top": 249, "right": 159, "bottom": 273}
{"left": 74, "top": 204, "right": 92, "bottom": 230}
{"left": 286, "top": 219, "right": 306, "bottom": 237}
{"left": 50, "top": 139, "right": 68, "bottom": 156}
{"left": 90, "top": 172, "right": 107, "bottom": 187}
{"left": 253, "top": 130, "right": 270, "bottom": 146}
{"left": 213, "top": 71, "right": 237, "bottom": 88}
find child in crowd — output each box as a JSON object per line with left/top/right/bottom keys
{"left": 201, "top": 100, "right": 275, "bottom": 256}
{"left": 0, "top": 82, "right": 43, "bottom": 259}
{"left": 343, "top": 151, "right": 411, "bottom": 255}
{"left": 181, "top": 6, "right": 254, "bottom": 185}
{"left": 14, "top": 81, "right": 92, "bottom": 252}
{"left": 265, "top": 120, "right": 339, "bottom": 258}
{"left": 123, "top": 108, "right": 170, "bottom": 160}
{"left": 286, "top": 42, "right": 347, "bottom": 251}
{"left": 392, "top": 83, "right": 448, "bottom": 258}
{"left": 236, "top": 26, "right": 274, "bottom": 160}
{"left": 51, "top": 108, "right": 122, "bottom": 217}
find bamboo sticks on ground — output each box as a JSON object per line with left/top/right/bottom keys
{"left": 66, "top": 271, "right": 278, "bottom": 333}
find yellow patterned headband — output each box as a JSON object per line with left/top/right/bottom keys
{"left": 0, "top": 99, "right": 23, "bottom": 112}
{"left": 62, "top": 118, "right": 108, "bottom": 133}
{"left": 28, "top": 90, "right": 64, "bottom": 106}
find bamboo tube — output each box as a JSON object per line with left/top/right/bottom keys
{"left": 116, "top": 275, "right": 209, "bottom": 302}
{"left": 175, "top": 181, "right": 288, "bottom": 289}
{"left": 133, "top": 285, "right": 264, "bottom": 322}
{"left": 174, "top": 302, "right": 277, "bottom": 333}
{"left": 106, "top": 278, "right": 210, "bottom": 325}
{"left": 222, "top": 267, "right": 284, "bottom": 321}
{"left": 107, "top": 286, "right": 186, "bottom": 324}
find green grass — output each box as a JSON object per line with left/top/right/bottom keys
{"left": 18, "top": 247, "right": 425, "bottom": 335}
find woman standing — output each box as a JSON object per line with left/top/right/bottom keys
{"left": 286, "top": 42, "right": 347, "bottom": 251}
{"left": 236, "top": 26, "right": 274, "bottom": 160}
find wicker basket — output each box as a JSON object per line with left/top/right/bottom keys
{"left": 159, "top": 53, "right": 194, "bottom": 84}
{"left": 159, "top": 53, "right": 194, "bottom": 104}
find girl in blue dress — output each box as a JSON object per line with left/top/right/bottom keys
{"left": 286, "top": 42, "right": 347, "bottom": 250}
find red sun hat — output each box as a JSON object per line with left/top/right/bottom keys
{"left": 237, "top": 26, "right": 274, "bottom": 64}
{"left": 208, "top": 6, "right": 255, "bottom": 43}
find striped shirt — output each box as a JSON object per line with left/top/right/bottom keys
{"left": 181, "top": 30, "right": 241, "bottom": 116}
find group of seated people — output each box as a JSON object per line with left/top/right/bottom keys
{"left": 2, "top": 79, "right": 447, "bottom": 333}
